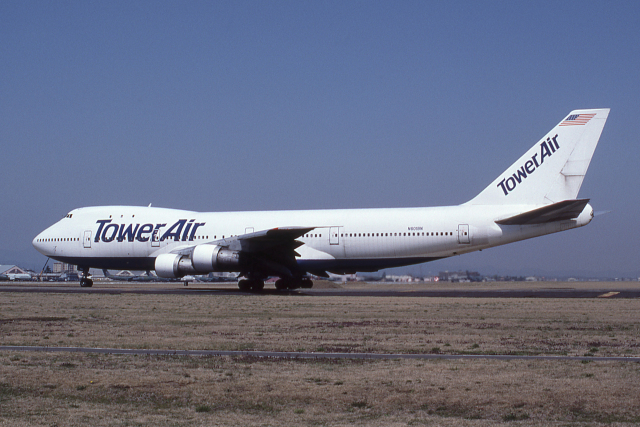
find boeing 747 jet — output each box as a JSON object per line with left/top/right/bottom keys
{"left": 33, "top": 109, "right": 609, "bottom": 290}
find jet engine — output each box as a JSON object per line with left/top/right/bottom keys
{"left": 154, "top": 245, "right": 242, "bottom": 278}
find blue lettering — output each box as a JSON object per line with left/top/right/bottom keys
{"left": 95, "top": 219, "right": 112, "bottom": 242}
{"left": 153, "top": 224, "right": 166, "bottom": 241}
{"left": 497, "top": 178, "right": 508, "bottom": 196}
{"left": 117, "top": 223, "right": 140, "bottom": 242}
{"left": 512, "top": 166, "right": 527, "bottom": 183}
{"left": 547, "top": 137, "right": 556, "bottom": 153}
{"left": 497, "top": 136, "right": 561, "bottom": 196}
{"left": 525, "top": 160, "right": 535, "bottom": 174}
{"left": 136, "top": 224, "right": 153, "bottom": 242}
{"left": 182, "top": 219, "right": 195, "bottom": 241}
{"left": 102, "top": 223, "right": 119, "bottom": 242}
{"left": 540, "top": 141, "right": 552, "bottom": 163}
{"left": 161, "top": 220, "right": 186, "bottom": 242}
{"left": 189, "top": 223, "right": 205, "bottom": 241}
{"left": 94, "top": 220, "right": 204, "bottom": 243}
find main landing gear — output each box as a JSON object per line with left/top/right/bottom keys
{"left": 274, "top": 277, "right": 313, "bottom": 290}
{"left": 237, "top": 275, "right": 314, "bottom": 292}
{"left": 238, "top": 276, "right": 265, "bottom": 292}
{"left": 79, "top": 267, "right": 93, "bottom": 288}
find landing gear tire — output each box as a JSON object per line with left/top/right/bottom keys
{"left": 238, "top": 278, "right": 265, "bottom": 292}
{"left": 275, "top": 277, "right": 312, "bottom": 290}
{"left": 79, "top": 267, "right": 93, "bottom": 288}
{"left": 275, "top": 278, "right": 296, "bottom": 290}
{"left": 238, "top": 279, "right": 251, "bottom": 291}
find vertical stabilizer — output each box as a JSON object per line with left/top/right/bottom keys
{"left": 466, "top": 108, "right": 609, "bottom": 206}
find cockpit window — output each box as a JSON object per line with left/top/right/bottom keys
{"left": 64, "top": 213, "right": 73, "bottom": 219}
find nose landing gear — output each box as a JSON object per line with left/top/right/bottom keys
{"left": 79, "top": 267, "right": 93, "bottom": 288}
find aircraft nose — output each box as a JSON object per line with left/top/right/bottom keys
{"left": 32, "top": 230, "right": 49, "bottom": 256}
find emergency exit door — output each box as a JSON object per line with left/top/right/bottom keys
{"left": 329, "top": 227, "right": 340, "bottom": 245}
{"left": 83, "top": 231, "right": 92, "bottom": 248}
{"left": 458, "top": 224, "right": 470, "bottom": 244}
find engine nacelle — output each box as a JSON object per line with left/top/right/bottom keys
{"left": 155, "top": 246, "right": 242, "bottom": 278}
{"left": 192, "top": 245, "right": 241, "bottom": 273}
{"left": 154, "top": 253, "right": 183, "bottom": 278}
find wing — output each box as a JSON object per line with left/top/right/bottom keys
{"left": 495, "top": 199, "right": 590, "bottom": 225}
{"left": 171, "top": 226, "right": 318, "bottom": 278}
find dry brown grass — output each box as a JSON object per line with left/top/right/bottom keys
{"left": 1, "top": 282, "right": 640, "bottom": 425}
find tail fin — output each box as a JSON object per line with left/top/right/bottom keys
{"left": 467, "top": 108, "right": 610, "bottom": 206}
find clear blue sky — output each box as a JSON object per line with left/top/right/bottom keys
{"left": 1, "top": 1, "right": 639, "bottom": 277}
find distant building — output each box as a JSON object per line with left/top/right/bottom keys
{"left": 386, "top": 275, "right": 415, "bottom": 282}
{"left": 438, "top": 270, "right": 482, "bottom": 282}
{"left": 0, "top": 265, "right": 28, "bottom": 275}
{"left": 0, "top": 265, "right": 32, "bottom": 280}
{"left": 52, "top": 262, "right": 78, "bottom": 274}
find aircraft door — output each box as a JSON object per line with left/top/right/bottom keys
{"left": 151, "top": 229, "right": 160, "bottom": 247}
{"left": 330, "top": 227, "right": 340, "bottom": 245}
{"left": 83, "top": 231, "right": 92, "bottom": 248}
{"left": 458, "top": 224, "right": 470, "bottom": 244}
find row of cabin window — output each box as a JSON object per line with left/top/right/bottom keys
{"left": 37, "top": 236, "right": 213, "bottom": 243}
{"left": 304, "top": 232, "right": 453, "bottom": 238}
{"left": 39, "top": 232, "right": 452, "bottom": 243}
{"left": 341, "top": 232, "right": 453, "bottom": 237}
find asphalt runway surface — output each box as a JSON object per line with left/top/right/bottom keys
{"left": 1, "top": 283, "right": 639, "bottom": 298}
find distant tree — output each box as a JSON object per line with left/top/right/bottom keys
{"left": 44, "top": 266, "right": 52, "bottom": 273}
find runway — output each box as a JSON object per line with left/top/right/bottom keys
{"left": 2, "top": 345, "right": 640, "bottom": 362}
{"left": 1, "top": 283, "right": 639, "bottom": 298}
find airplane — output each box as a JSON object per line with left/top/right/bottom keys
{"left": 5, "top": 273, "right": 33, "bottom": 281}
{"left": 33, "top": 108, "right": 609, "bottom": 290}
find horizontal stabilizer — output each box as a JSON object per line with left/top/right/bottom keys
{"left": 496, "top": 199, "right": 590, "bottom": 225}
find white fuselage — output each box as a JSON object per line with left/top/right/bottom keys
{"left": 32, "top": 203, "right": 593, "bottom": 274}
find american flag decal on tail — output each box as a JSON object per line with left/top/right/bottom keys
{"left": 559, "top": 113, "right": 596, "bottom": 126}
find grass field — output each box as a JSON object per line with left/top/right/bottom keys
{"left": 1, "top": 281, "right": 640, "bottom": 426}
